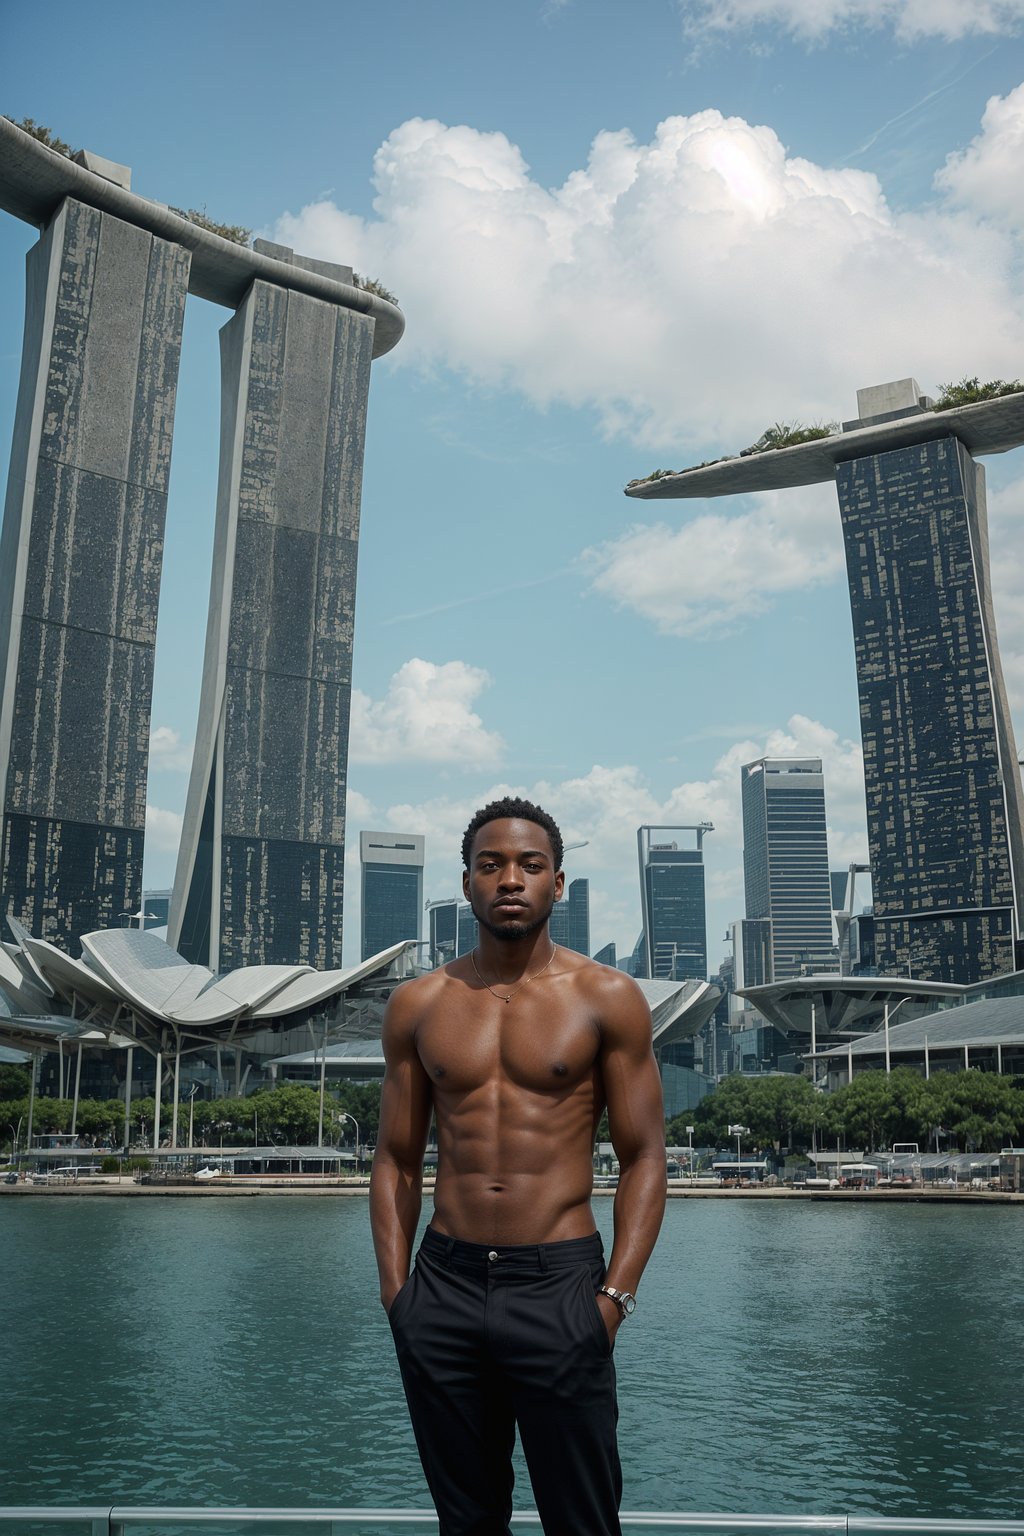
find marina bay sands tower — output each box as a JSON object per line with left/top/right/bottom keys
{"left": 626, "top": 378, "right": 1024, "bottom": 985}
{"left": 0, "top": 120, "right": 403, "bottom": 967}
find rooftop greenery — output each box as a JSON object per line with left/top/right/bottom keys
{"left": 3, "top": 115, "right": 76, "bottom": 157}
{"left": 169, "top": 205, "right": 252, "bottom": 246}
{"left": 933, "top": 375, "right": 1024, "bottom": 411}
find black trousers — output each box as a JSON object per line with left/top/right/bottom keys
{"left": 388, "top": 1225, "right": 622, "bottom": 1536}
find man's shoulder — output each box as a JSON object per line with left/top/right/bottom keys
{"left": 565, "top": 952, "right": 650, "bottom": 1011}
{"left": 385, "top": 959, "right": 471, "bottom": 1015}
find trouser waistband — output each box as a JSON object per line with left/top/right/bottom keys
{"left": 421, "top": 1224, "right": 604, "bottom": 1274}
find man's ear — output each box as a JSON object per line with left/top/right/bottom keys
{"left": 554, "top": 869, "right": 566, "bottom": 901}
{"left": 462, "top": 868, "right": 471, "bottom": 900}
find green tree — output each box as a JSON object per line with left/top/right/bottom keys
{"left": 0, "top": 1063, "right": 30, "bottom": 1099}
{"left": 922, "top": 1071, "right": 1023, "bottom": 1152}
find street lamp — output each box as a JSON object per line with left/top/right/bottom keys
{"left": 337, "top": 1111, "right": 361, "bottom": 1172}
{"left": 728, "top": 1123, "right": 749, "bottom": 1187}
{"left": 186, "top": 1083, "right": 199, "bottom": 1149}
{"left": 686, "top": 1124, "right": 695, "bottom": 1185}
{"left": 883, "top": 996, "right": 913, "bottom": 1075}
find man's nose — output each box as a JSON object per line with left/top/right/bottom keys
{"left": 497, "top": 864, "right": 525, "bottom": 889}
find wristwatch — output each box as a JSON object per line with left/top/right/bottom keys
{"left": 598, "top": 1285, "right": 637, "bottom": 1318}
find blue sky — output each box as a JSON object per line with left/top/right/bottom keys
{"left": 2, "top": 0, "right": 1024, "bottom": 966}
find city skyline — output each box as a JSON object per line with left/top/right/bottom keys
{"left": 2, "top": 4, "right": 1024, "bottom": 967}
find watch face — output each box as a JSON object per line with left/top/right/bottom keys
{"left": 622, "top": 1293, "right": 637, "bottom": 1315}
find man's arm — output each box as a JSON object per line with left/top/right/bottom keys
{"left": 596, "top": 972, "right": 666, "bottom": 1337}
{"left": 369, "top": 981, "right": 433, "bottom": 1312}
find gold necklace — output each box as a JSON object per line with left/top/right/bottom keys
{"left": 470, "top": 944, "right": 558, "bottom": 1004}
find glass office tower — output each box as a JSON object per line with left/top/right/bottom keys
{"left": 741, "top": 757, "right": 836, "bottom": 979}
{"left": 549, "top": 877, "right": 591, "bottom": 956}
{"left": 360, "top": 832, "right": 424, "bottom": 960}
{"left": 637, "top": 825, "right": 711, "bottom": 980}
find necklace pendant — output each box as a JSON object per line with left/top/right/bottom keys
{"left": 503, "top": 995, "right": 511, "bottom": 1004}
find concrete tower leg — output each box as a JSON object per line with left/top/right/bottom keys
{"left": 170, "top": 274, "right": 374, "bottom": 970}
{"left": 0, "top": 197, "right": 191, "bottom": 950}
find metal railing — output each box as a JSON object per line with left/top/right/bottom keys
{"left": 1, "top": 1508, "right": 1023, "bottom": 1535}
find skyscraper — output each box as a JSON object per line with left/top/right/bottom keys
{"left": 360, "top": 832, "right": 424, "bottom": 960}
{"left": 637, "top": 825, "right": 712, "bottom": 981}
{"left": 549, "top": 877, "right": 591, "bottom": 956}
{"left": 625, "top": 376, "right": 1024, "bottom": 987}
{"left": 0, "top": 196, "right": 190, "bottom": 950}
{"left": 741, "top": 757, "right": 836, "bottom": 979}
{"left": 427, "top": 899, "right": 458, "bottom": 968}
{"left": 593, "top": 941, "right": 617, "bottom": 968}
{"left": 836, "top": 398, "right": 1024, "bottom": 983}
{"left": 457, "top": 903, "right": 479, "bottom": 957}
{"left": 171, "top": 252, "right": 376, "bottom": 971}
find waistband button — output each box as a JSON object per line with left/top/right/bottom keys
{"left": 488, "top": 1250, "right": 498, "bottom": 1262}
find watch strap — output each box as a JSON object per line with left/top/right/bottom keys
{"left": 598, "top": 1284, "right": 636, "bottom": 1317}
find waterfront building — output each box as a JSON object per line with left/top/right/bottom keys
{"left": 359, "top": 832, "right": 424, "bottom": 961}
{"left": 548, "top": 877, "right": 591, "bottom": 955}
{"left": 427, "top": 898, "right": 458, "bottom": 968}
{"left": 637, "top": 825, "right": 712, "bottom": 981}
{"left": 836, "top": 395, "right": 1024, "bottom": 984}
{"left": 625, "top": 377, "right": 1024, "bottom": 986}
{"left": 0, "top": 192, "right": 189, "bottom": 951}
{"left": 0, "top": 121, "right": 403, "bottom": 966}
{"left": 594, "top": 941, "right": 617, "bottom": 968}
{"left": 741, "top": 757, "right": 836, "bottom": 979}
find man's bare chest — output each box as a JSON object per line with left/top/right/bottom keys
{"left": 416, "top": 1003, "right": 601, "bottom": 1096}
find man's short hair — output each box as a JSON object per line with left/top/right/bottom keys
{"left": 462, "top": 797, "right": 564, "bottom": 871}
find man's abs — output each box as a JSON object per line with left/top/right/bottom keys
{"left": 430, "top": 1161, "right": 598, "bottom": 1245}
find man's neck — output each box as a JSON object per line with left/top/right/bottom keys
{"left": 475, "top": 926, "right": 555, "bottom": 981}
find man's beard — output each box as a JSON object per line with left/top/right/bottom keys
{"left": 470, "top": 895, "right": 555, "bottom": 943}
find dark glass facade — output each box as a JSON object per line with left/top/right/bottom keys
{"left": 741, "top": 758, "right": 836, "bottom": 978}
{"left": 837, "top": 435, "right": 1024, "bottom": 983}
{"left": 428, "top": 900, "right": 458, "bottom": 967}
{"left": 360, "top": 833, "right": 423, "bottom": 961}
{"left": 549, "top": 877, "right": 590, "bottom": 955}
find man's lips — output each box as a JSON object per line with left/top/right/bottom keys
{"left": 492, "top": 900, "right": 527, "bottom": 911}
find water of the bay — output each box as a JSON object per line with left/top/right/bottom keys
{"left": 2, "top": 1196, "right": 1022, "bottom": 1524}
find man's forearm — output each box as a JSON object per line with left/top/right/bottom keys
{"left": 604, "top": 1149, "right": 666, "bottom": 1295}
{"left": 369, "top": 1154, "right": 424, "bottom": 1304}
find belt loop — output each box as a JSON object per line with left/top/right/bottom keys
{"left": 444, "top": 1237, "right": 455, "bottom": 1267}
{"left": 537, "top": 1244, "right": 548, "bottom": 1273}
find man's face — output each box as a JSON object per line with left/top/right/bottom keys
{"left": 463, "top": 818, "right": 564, "bottom": 943}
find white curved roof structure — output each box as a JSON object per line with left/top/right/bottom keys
{"left": 0, "top": 921, "right": 419, "bottom": 1058}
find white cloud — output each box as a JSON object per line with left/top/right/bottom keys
{"left": 350, "top": 713, "right": 867, "bottom": 961}
{"left": 272, "top": 107, "right": 1024, "bottom": 453}
{"left": 145, "top": 804, "right": 183, "bottom": 853}
{"left": 148, "top": 725, "right": 194, "bottom": 772}
{"left": 680, "top": 0, "right": 1024, "bottom": 42}
{"left": 349, "top": 658, "right": 505, "bottom": 767}
{"left": 936, "top": 82, "right": 1024, "bottom": 229}
{"left": 583, "top": 482, "right": 844, "bottom": 636}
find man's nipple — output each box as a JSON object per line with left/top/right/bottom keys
{"left": 552, "top": 1063, "right": 568, "bottom": 1077}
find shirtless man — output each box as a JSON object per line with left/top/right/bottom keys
{"left": 370, "top": 796, "right": 666, "bottom": 1536}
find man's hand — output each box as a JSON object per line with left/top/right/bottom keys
{"left": 381, "top": 1282, "right": 405, "bottom": 1315}
{"left": 595, "top": 1289, "right": 623, "bottom": 1345}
